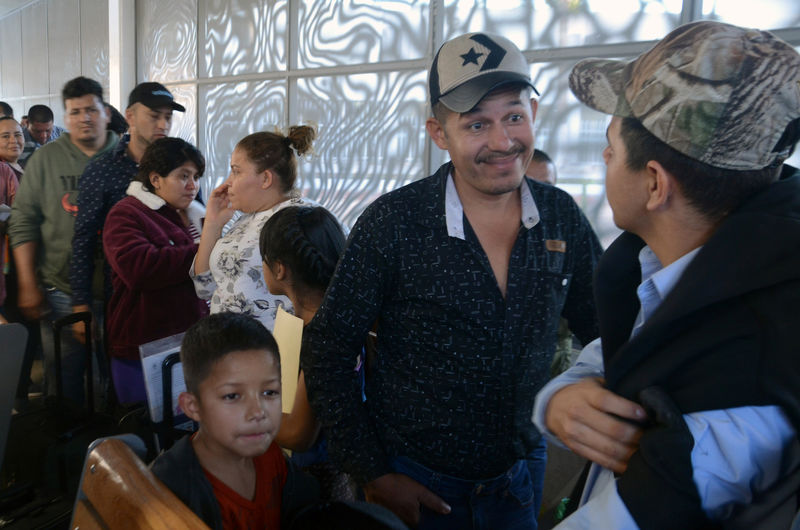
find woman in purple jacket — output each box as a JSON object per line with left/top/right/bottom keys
{"left": 103, "top": 137, "right": 208, "bottom": 404}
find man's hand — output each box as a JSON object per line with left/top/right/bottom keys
{"left": 17, "top": 281, "right": 44, "bottom": 320}
{"left": 546, "top": 378, "right": 646, "bottom": 473}
{"left": 364, "top": 473, "right": 451, "bottom": 527}
{"left": 71, "top": 305, "right": 91, "bottom": 344}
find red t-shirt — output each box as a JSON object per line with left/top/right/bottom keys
{"left": 203, "top": 442, "right": 288, "bottom": 530}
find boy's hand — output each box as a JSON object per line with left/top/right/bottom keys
{"left": 364, "top": 473, "right": 450, "bottom": 526}
{"left": 546, "top": 377, "right": 646, "bottom": 473}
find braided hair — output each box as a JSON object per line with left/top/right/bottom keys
{"left": 259, "top": 206, "right": 345, "bottom": 295}
{"left": 236, "top": 125, "right": 316, "bottom": 194}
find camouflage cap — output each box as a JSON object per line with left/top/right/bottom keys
{"left": 570, "top": 21, "right": 800, "bottom": 170}
{"left": 430, "top": 32, "right": 538, "bottom": 113}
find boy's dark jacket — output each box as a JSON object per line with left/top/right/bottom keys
{"left": 596, "top": 167, "right": 800, "bottom": 529}
{"left": 150, "top": 435, "right": 320, "bottom": 529}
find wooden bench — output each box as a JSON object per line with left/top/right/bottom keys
{"left": 70, "top": 435, "right": 209, "bottom": 529}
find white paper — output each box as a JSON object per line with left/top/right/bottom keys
{"left": 272, "top": 307, "right": 303, "bottom": 413}
{"left": 139, "top": 333, "right": 186, "bottom": 424}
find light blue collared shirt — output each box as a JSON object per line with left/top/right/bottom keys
{"left": 533, "top": 245, "right": 795, "bottom": 528}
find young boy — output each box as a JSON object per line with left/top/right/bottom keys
{"left": 151, "top": 312, "right": 319, "bottom": 529}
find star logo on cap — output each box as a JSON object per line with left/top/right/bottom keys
{"left": 460, "top": 47, "right": 483, "bottom": 66}
{"left": 470, "top": 34, "right": 506, "bottom": 71}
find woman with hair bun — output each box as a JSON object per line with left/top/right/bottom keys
{"left": 259, "top": 205, "right": 354, "bottom": 500}
{"left": 192, "top": 125, "right": 318, "bottom": 330}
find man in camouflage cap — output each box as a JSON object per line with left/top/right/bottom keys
{"left": 533, "top": 21, "right": 800, "bottom": 528}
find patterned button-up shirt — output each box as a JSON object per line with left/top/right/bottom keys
{"left": 303, "top": 162, "right": 602, "bottom": 484}
{"left": 70, "top": 134, "right": 138, "bottom": 305}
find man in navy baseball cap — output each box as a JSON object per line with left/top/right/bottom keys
{"left": 127, "top": 82, "right": 186, "bottom": 112}
{"left": 69, "top": 80, "right": 187, "bottom": 362}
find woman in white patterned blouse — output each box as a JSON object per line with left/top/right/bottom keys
{"left": 191, "top": 126, "right": 318, "bottom": 330}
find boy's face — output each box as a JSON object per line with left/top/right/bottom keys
{"left": 182, "top": 349, "right": 281, "bottom": 460}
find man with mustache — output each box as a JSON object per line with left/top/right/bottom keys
{"left": 70, "top": 82, "right": 185, "bottom": 344}
{"left": 303, "top": 33, "right": 602, "bottom": 529}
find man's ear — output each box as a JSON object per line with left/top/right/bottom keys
{"left": 124, "top": 105, "right": 136, "bottom": 129}
{"left": 426, "top": 117, "right": 449, "bottom": 151}
{"left": 179, "top": 391, "right": 201, "bottom": 422}
{"left": 529, "top": 97, "right": 539, "bottom": 123}
{"left": 644, "top": 160, "right": 674, "bottom": 211}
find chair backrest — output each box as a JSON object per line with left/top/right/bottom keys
{"left": 70, "top": 435, "right": 209, "bottom": 530}
{"left": 0, "top": 323, "right": 27, "bottom": 473}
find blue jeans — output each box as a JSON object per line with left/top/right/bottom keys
{"left": 527, "top": 438, "right": 548, "bottom": 517}
{"left": 391, "top": 454, "right": 540, "bottom": 530}
{"left": 40, "top": 287, "right": 105, "bottom": 406}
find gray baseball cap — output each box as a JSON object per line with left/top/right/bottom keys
{"left": 570, "top": 21, "right": 800, "bottom": 170}
{"left": 429, "top": 32, "right": 538, "bottom": 113}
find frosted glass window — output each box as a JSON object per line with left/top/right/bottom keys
{"left": 443, "top": 0, "right": 681, "bottom": 48}
{"left": 296, "top": 70, "right": 428, "bottom": 228}
{"left": 703, "top": 0, "right": 800, "bottom": 29}
{"left": 202, "top": 0, "right": 288, "bottom": 77}
{"left": 167, "top": 84, "right": 198, "bottom": 146}
{"left": 199, "top": 80, "right": 287, "bottom": 191}
{"left": 138, "top": 0, "right": 198, "bottom": 82}
{"left": 80, "top": 0, "right": 109, "bottom": 96}
{"left": 532, "top": 59, "right": 622, "bottom": 245}
{"left": 296, "top": 0, "right": 429, "bottom": 68}
{"left": 127, "top": 0, "right": 800, "bottom": 237}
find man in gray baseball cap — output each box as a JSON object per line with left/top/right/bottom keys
{"left": 303, "top": 32, "right": 602, "bottom": 528}
{"left": 534, "top": 21, "right": 800, "bottom": 528}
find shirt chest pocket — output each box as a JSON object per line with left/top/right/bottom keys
{"left": 540, "top": 238, "right": 568, "bottom": 273}
{"left": 528, "top": 269, "right": 572, "bottom": 319}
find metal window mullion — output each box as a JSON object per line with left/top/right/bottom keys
{"left": 523, "top": 40, "right": 658, "bottom": 63}
{"left": 426, "top": 0, "right": 445, "bottom": 180}
{"left": 680, "top": 0, "right": 704, "bottom": 26}
{"left": 196, "top": 0, "right": 204, "bottom": 169}
{"left": 286, "top": 0, "right": 299, "bottom": 129}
